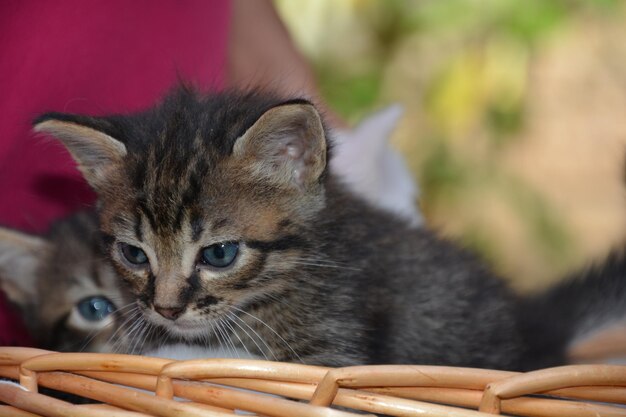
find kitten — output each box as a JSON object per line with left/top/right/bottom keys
{"left": 32, "top": 87, "right": 626, "bottom": 370}
{"left": 0, "top": 211, "right": 126, "bottom": 352}
{"left": 0, "top": 106, "right": 419, "bottom": 357}
{"left": 5, "top": 211, "right": 624, "bottom": 363}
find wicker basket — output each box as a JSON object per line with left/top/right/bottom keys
{"left": 0, "top": 347, "right": 625, "bottom": 417}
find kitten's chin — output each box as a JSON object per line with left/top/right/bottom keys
{"left": 164, "top": 322, "right": 210, "bottom": 340}
{"left": 144, "top": 311, "right": 210, "bottom": 340}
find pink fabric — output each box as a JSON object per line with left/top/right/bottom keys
{"left": 0, "top": 0, "right": 230, "bottom": 346}
{"left": 0, "top": 0, "right": 230, "bottom": 232}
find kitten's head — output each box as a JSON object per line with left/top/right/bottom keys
{"left": 0, "top": 212, "right": 125, "bottom": 351}
{"left": 35, "top": 88, "right": 329, "bottom": 340}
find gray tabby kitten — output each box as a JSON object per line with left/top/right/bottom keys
{"left": 0, "top": 106, "right": 419, "bottom": 357}
{"left": 32, "top": 87, "right": 626, "bottom": 370}
{"left": 0, "top": 212, "right": 130, "bottom": 352}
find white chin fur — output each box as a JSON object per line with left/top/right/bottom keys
{"left": 144, "top": 343, "right": 259, "bottom": 360}
{"left": 146, "top": 311, "right": 252, "bottom": 355}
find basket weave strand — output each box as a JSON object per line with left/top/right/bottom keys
{"left": 0, "top": 347, "right": 625, "bottom": 417}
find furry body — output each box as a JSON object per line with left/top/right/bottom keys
{"left": 27, "top": 88, "right": 625, "bottom": 370}
{"left": 0, "top": 103, "right": 421, "bottom": 358}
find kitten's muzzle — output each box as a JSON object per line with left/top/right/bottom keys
{"left": 154, "top": 305, "right": 185, "bottom": 320}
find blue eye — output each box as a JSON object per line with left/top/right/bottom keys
{"left": 77, "top": 296, "right": 115, "bottom": 322}
{"left": 201, "top": 242, "right": 239, "bottom": 268}
{"left": 120, "top": 243, "right": 148, "bottom": 265}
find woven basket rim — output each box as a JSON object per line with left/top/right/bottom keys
{"left": 0, "top": 347, "right": 625, "bottom": 417}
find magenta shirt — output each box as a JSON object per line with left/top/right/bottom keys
{"left": 0, "top": 0, "right": 230, "bottom": 233}
{"left": 0, "top": 0, "right": 230, "bottom": 345}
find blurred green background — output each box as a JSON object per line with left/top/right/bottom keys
{"left": 275, "top": 0, "right": 626, "bottom": 292}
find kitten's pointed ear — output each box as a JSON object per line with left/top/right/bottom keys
{"left": 0, "top": 227, "right": 47, "bottom": 307}
{"left": 233, "top": 102, "right": 327, "bottom": 190}
{"left": 34, "top": 114, "right": 127, "bottom": 190}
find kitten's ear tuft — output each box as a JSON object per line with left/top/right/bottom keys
{"left": 34, "top": 113, "right": 127, "bottom": 191}
{"left": 233, "top": 102, "right": 327, "bottom": 190}
{"left": 0, "top": 227, "right": 47, "bottom": 308}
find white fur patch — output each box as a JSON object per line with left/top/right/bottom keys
{"left": 331, "top": 105, "right": 422, "bottom": 226}
{"left": 144, "top": 344, "right": 260, "bottom": 360}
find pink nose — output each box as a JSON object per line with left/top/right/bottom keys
{"left": 154, "top": 306, "right": 184, "bottom": 320}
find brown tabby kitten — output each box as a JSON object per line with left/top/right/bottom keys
{"left": 32, "top": 87, "right": 624, "bottom": 370}
{"left": 0, "top": 212, "right": 136, "bottom": 352}
{"left": 0, "top": 108, "right": 418, "bottom": 356}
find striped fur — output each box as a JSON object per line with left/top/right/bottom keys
{"left": 0, "top": 212, "right": 133, "bottom": 352}
{"left": 34, "top": 87, "right": 624, "bottom": 370}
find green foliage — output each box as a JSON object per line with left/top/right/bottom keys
{"left": 420, "top": 139, "right": 574, "bottom": 265}
{"left": 419, "top": 140, "right": 468, "bottom": 203}
{"left": 499, "top": 0, "right": 568, "bottom": 43}
{"left": 277, "top": 0, "right": 623, "bottom": 282}
{"left": 486, "top": 102, "right": 524, "bottom": 144}
{"left": 503, "top": 177, "right": 574, "bottom": 262}
{"left": 316, "top": 66, "right": 382, "bottom": 122}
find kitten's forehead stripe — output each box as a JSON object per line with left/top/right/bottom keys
{"left": 211, "top": 218, "right": 230, "bottom": 231}
{"left": 138, "top": 198, "right": 158, "bottom": 232}
{"left": 134, "top": 212, "right": 143, "bottom": 242}
{"left": 173, "top": 204, "right": 185, "bottom": 232}
{"left": 136, "top": 156, "right": 210, "bottom": 236}
{"left": 190, "top": 218, "right": 205, "bottom": 242}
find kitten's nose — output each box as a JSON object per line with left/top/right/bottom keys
{"left": 154, "top": 305, "right": 185, "bottom": 320}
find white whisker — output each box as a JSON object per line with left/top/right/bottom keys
{"left": 116, "top": 311, "right": 144, "bottom": 353}
{"left": 290, "top": 256, "right": 361, "bottom": 271}
{"left": 102, "top": 307, "right": 142, "bottom": 353}
{"left": 222, "top": 315, "right": 252, "bottom": 358}
{"left": 217, "top": 317, "right": 239, "bottom": 358}
{"left": 231, "top": 306, "right": 302, "bottom": 363}
{"left": 287, "top": 260, "right": 361, "bottom": 272}
{"left": 212, "top": 319, "right": 230, "bottom": 357}
{"left": 228, "top": 312, "right": 272, "bottom": 360}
